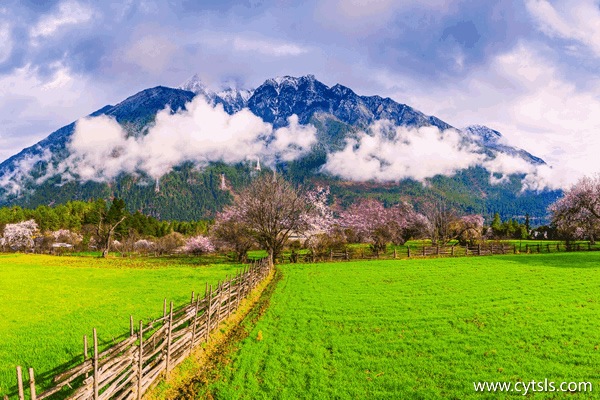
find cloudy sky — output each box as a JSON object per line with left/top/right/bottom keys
{"left": 0, "top": 0, "right": 599, "bottom": 184}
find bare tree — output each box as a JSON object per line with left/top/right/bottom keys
{"left": 218, "top": 174, "right": 310, "bottom": 262}
{"left": 422, "top": 201, "right": 459, "bottom": 245}
{"left": 90, "top": 198, "right": 128, "bottom": 257}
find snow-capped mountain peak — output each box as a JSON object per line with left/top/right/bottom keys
{"left": 178, "top": 74, "right": 209, "bottom": 95}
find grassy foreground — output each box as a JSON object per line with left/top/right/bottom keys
{"left": 208, "top": 253, "right": 600, "bottom": 399}
{"left": 0, "top": 254, "right": 240, "bottom": 397}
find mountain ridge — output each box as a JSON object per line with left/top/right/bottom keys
{"left": 0, "top": 74, "right": 558, "bottom": 222}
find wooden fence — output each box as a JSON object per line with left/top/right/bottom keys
{"left": 12, "top": 258, "right": 272, "bottom": 400}
{"left": 279, "top": 242, "right": 599, "bottom": 263}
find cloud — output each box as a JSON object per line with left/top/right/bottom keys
{"left": 57, "top": 96, "right": 317, "bottom": 182}
{"left": 231, "top": 37, "right": 309, "bottom": 57}
{"left": 320, "top": 119, "right": 558, "bottom": 190}
{"left": 0, "top": 22, "right": 12, "bottom": 64}
{"left": 375, "top": 42, "right": 600, "bottom": 190}
{"left": 322, "top": 121, "right": 485, "bottom": 182}
{"left": 525, "top": 0, "right": 600, "bottom": 57}
{"left": 123, "top": 34, "right": 178, "bottom": 74}
{"left": 30, "top": 0, "right": 93, "bottom": 39}
{"left": 0, "top": 148, "right": 52, "bottom": 195}
{"left": 0, "top": 63, "right": 105, "bottom": 162}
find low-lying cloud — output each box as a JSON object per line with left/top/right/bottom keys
{"left": 58, "top": 96, "right": 317, "bottom": 182}
{"left": 321, "top": 120, "right": 557, "bottom": 190}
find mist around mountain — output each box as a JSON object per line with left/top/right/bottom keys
{"left": 0, "top": 75, "right": 560, "bottom": 223}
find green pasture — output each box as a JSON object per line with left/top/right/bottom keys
{"left": 0, "top": 254, "right": 240, "bottom": 398}
{"left": 210, "top": 252, "right": 600, "bottom": 399}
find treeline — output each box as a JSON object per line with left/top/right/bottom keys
{"left": 0, "top": 199, "right": 209, "bottom": 239}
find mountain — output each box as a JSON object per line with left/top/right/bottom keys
{"left": 0, "top": 75, "right": 560, "bottom": 222}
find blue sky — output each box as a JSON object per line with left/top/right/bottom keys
{"left": 0, "top": 0, "right": 599, "bottom": 184}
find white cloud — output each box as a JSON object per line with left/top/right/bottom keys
{"left": 525, "top": 0, "right": 600, "bottom": 57}
{"left": 231, "top": 37, "right": 309, "bottom": 57}
{"left": 0, "top": 22, "right": 12, "bottom": 64}
{"left": 57, "top": 96, "right": 317, "bottom": 182}
{"left": 123, "top": 35, "right": 178, "bottom": 74}
{"left": 30, "top": 0, "right": 93, "bottom": 39}
{"left": 0, "top": 63, "right": 107, "bottom": 162}
{"left": 322, "top": 121, "right": 485, "bottom": 182}
{"left": 372, "top": 42, "right": 600, "bottom": 190}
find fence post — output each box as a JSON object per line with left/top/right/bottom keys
{"left": 436, "top": 245, "right": 439, "bottom": 256}
{"left": 589, "top": 242, "right": 591, "bottom": 251}
{"left": 137, "top": 320, "right": 143, "bottom": 400}
{"left": 537, "top": 244, "right": 540, "bottom": 253}
{"left": 16, "top": 366, "right": 24, "bottom": 400}
{"left": 525, "top": 244, "right": 529, "bottom": 253}
{"left": 215, "top": 281, "right": 223, "bottom": 324}
{"left": 28, "top": 368, "right": 36, "bottom": 400}
{"left": 205, "top": 285, "right": 213, "bottom": 342}
{"left": 93, "top": 328, "right": 99, "bottom": 400}
{"left": 477, "top": 244, "right": 481, "bottom": 256}
{"left": 227, "top": 276, "right": 233, "bottom": 318}
{"left": 330, "top": 249, "right": 333, "bottom": 261}
{"left": 465, "top": 246, "right": 469, "bottom": 256}
{"left": 407, "top": 246, "right": 411, "bottom": 258}
{"left": 547, "top": 244, "right": 550, "bottom": 253}
{"left": 345, "top": 250, "right": 349, "bottom": 260}
{"left": 514, "top": 245, "right": 516, "bottom": 254}
{"left": 165, "top": 302, "right": 174, "bottom": 375}
{"left": 190, "top": 296, "right": 201, "bottom": 355}
{"left": 422, "top": 246, "right": 425, "bottom": 257}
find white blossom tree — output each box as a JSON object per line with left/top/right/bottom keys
{"left": 1, "top": 220, "right": 39, "bottom": 251}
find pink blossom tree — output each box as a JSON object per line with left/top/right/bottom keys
{"left": 183, "top": 235, "right": 215, "bottom": 255}
{"left": 549, "top": 174, "right": 600, "bottom": 243}
{"left": 215, "top": 174, "right": 311, "bottom": 262}
{"left": 454, "top": 215, "right": 485, "bottom": 246}
{"left": 211, "top": 208, "right": 256, "bottom": 262}
{"left": 339, "top": 199, "right": 426, "bottom": 254}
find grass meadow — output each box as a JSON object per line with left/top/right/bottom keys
{"left": 0, "top": 254, "right": 241, "bottom": 397}
{"left": 208, "top": 253, "right": 600, "bottom": 399}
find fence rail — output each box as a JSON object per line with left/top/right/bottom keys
{"left": 279, "top": 242, "right": 599, "bottom": 263}
{"left": 12, "top": 258, "right": 272, "bottom": 400}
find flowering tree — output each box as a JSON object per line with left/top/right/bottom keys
{"left": 1, "top": 219, "right": 39, "bottom": 251}
{"left": 217, "top": 174, "right": 311, "bottom": 262}
{"left": 133, "top": 239, "right": 155, "bottom": 254}
{"left": 212, "top": 209, "right": 256, "bottom": 262}
{"left": 453, "top": 215, "right": 485, "bottom": 246}
{"left": 183, "top": 235, "right": 215, "bottom": 255}
{"left": 549, "top": 174, "right": 600, "bottom": 243}
{"left": 340, "top": 199, "right": 426, "bottom": 254}
{"left": 51, "top": 229, "right": 83, "bottom": 245}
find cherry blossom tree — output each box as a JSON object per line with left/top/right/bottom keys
{"left": 1, "top": 219, "right": 39, "bottom": 251}
{"left": 183, "top": 235, "right": 215, "bottom": 255}
{"left": 549, "top": 174, "right": 600, "bottom": 243}
{"left": 212, "top": 208, "right": 256, "bottom": 262}
{"left": 339, "top": 198, "right": 426, "bottom": 254}
{"left": 217, "top": 174, "right": 311, "bottom": 262}
{"left": 453, "top": 215, "right": 485, "bottom": 246}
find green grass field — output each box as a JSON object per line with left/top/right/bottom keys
{"left": 209, "top": 253, "right": 600, "bottom": 399}
{"left": 0, "top": 254, "right": 241, "bottom": 397}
